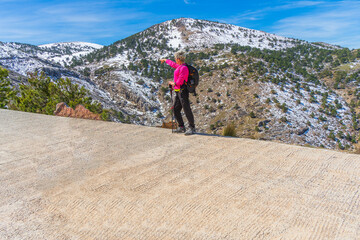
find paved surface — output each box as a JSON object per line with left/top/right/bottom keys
{"left": 1, "top": 109, "right": 360, "bottom": 239}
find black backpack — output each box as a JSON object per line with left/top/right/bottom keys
{"left": 185, "top": 64, "right": 199, "bottom": 96}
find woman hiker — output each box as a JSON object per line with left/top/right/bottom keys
{"left": 160, "top": 51, "right": 195, "bottom": 135}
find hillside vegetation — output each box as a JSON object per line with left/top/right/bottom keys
{"left": 0, "top": 67, "right": 117, "bottom": 121}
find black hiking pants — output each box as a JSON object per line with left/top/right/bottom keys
{"left": 173, "top": 88, "right": 195, "bottom": 129}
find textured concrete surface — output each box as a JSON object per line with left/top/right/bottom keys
{"left": 1, "top": 109, "right": 360, "bottom": 239}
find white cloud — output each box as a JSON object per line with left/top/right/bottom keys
{"left": 221, "top": 1, "right": 324, "bottom": 24}
{"left": 218, "top": 1, "right": 360, "bottom": 49}
{"left": 272, "top": 1, "right": 360, "bottom": 48}
{"left": 38, "top": 2, "right": 150, "bottom": 24}
{"left": 184, "top": 0, "right": 195, "bottom": 4}
{"left": 0, "top": 1, "right": 162, "bottom": 45}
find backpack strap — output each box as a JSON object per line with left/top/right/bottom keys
{"left": 179, "top": 64, "right": 189, "bottom": 89}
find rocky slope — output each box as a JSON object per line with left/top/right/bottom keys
{"left": 179, "top": 45, "right": 359, "bottom": 151}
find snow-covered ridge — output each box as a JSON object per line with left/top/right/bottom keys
{"left": 311, "top": 42, "right": 342, "bottom": 50}
{"left": 0, "top": 42, "right": 34, "bottom": 59}
{"left": 37, "top": 42, "right": 103, "bottom": 67}
{"left": 0, "top": 41, "right": 103, "bottom": 68}
{"left": 92, "top": 18, "right": 319, "bottom": 72}
{"left": 39, "top": 42, "right": 103, "bottom": 49}
{"left": 146, "top": 18, "right": 304, "bottom": 51}
{"left": 0, "top": 41, "right": 57, "bottom": 76}
{"left": 87, "top": 18, "right": 312, "bottom": 77}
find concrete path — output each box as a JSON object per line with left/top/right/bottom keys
{"left": 1, "top": 109, "right": 360, "bottom": 239}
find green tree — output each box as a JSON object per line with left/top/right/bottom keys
{"left": 14, "top": 72, "right": 104, "bottom": 117}
{"left": 0, "top": 67, "right": 16, "bottom": 108}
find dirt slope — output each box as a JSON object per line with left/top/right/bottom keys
{"left": 1, "top": 109, "right": 360, "bottom": 239}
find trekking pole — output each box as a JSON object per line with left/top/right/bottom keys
{"left": 169, "top": 84, "right": 174, "bottom": 133}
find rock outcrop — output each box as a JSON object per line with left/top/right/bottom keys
{"left": 54, "top": 102, "right": 101, "bottom": 120}
{"left": 161, "top": 120, "right": 178, "bottom": 129}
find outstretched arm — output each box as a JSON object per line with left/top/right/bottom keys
{"left": 160, "top": 59, "right": 179, "bottom": 69}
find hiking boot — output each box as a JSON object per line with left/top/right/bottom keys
{"left": 185, "top": 127, "right": 196, "bottom": 135}
{"left": 174, "top": 126, "right": 186, "bottom": 133}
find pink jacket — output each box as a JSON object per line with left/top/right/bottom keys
{"left": 166, "top": 59, "right": 189, "bottom": 90}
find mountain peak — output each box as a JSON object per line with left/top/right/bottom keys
{"left": 134, "top": 17, "right": 304, "bottom": 51}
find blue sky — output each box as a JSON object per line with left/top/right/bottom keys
{"left": 0, "top": 0, "right": 359, "bottom": 49}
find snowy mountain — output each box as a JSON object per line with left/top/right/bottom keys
{"left": 70, "top": 19, "right": 330, "bottom": 125}
{"left": 2, "top": 18, "right": 360, "bottom": 151}
{"left": 38, "top": 42, "right": 103, "bottom": 67}
{"left": 159, "top": 18, "right": 302, "bottom": 50}
{"left": 81, "top": 18, "right": 306, "bottom": 65}
{"left": 0, "top": 41, "right": 103, "bottom": 72}
{"left": 0, "top": 41, "right": 120, "bottom": 113}
{"left": 70, "top": 18, "right": 311, "bottom": 125}
{"left": 72, "top": 18, "right": 359, "bottom": 151}
{"left": 0, "top": 41, "right": 61, "bottom": 76}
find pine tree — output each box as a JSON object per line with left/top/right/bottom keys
{"left": 0, "top": 67, "right": 16, "bottom": 109}
{"left": 14, "top": 72, "right": 103, "bottom": 116}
